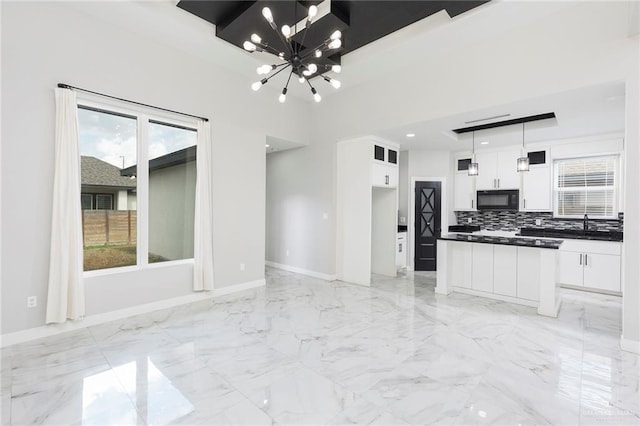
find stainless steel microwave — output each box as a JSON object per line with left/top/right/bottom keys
{"left": 477, "top": 190, "right": 519, "bottom": 210}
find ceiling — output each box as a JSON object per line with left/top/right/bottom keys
{"left": 177, "top": 0, "right": 488, "bottom": 79}
{"left": 375, "top": 81, "right": 626, "bottom": 152}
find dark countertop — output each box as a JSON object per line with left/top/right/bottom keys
{"left": 438, "top": 233, "right": 563, "bottom": 249}
{"left": 518, "top": 227, "right": 623, "bottom": 242}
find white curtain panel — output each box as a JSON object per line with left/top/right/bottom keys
{"left": 193, "top": 119, "right": 214, "bottom": 291}
{"left": 46, "top": 88, "right": 85, "bottom": 324}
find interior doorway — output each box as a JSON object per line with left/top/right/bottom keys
{"left": 414, "top": 181, "right": 442, "bottom": 271}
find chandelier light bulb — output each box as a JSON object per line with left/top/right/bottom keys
{"left": 278, "top": 52, "right": 285, "bottom": 59}
{"left": 299, "top": 76, "right": 306, "bottom": 83}
{"left": 308, "top": 63, "right": 318, "bottom": 73}
{"left": 279, "top": 88, "right": 287, "bottom": 103}
{"left": 315, "top": 49, "right": 322, "bottom": 58}
{"left": 330, "top": 30, "right": 342, "bottom": 40}
{"left": 243, "top": 41, "right": 257, "bottom": 52}
{"left": 262, "top": 7, "right": 273, "bottom": 23}
{"left": 257, "top": 64, "right": 273, "bottom": 75}
{"left": 332, "top": 65, "right": 342, "bottom": 73}
{"left": 302, "top": 69, "right": 312, "bottom": 76}
{"left": 314, "top": 93, "right": 322, "bottom": 102}
{"left": 251, "top": 81, "right": 262, "bottom": 91}
{"left": 328, "top": 39, "right": 342, "bottom": 49}
{"left": 250, "top": 33, "right": 262, "bottom": 44}
{"left": 308, "top": 5, "right": 318, "bottom": 19}
{"left": 281, "top": 25, "right": 291, "bottom": 38}
{"left": 330, "top": 78, "right": 341, "bottom": 89}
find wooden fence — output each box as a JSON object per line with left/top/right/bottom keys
{"left": 82, "top": 210, "right": 137, "bottom": 246}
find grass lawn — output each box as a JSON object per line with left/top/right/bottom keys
{"left": 84, "top": 244, "right": 168, "bottom": 271}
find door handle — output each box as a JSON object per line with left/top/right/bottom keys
{"left": 585, "top": 254, "right": 588, "bottom": 266}
{"left": 579, "top": 253, "right": 582, "bottom": 265}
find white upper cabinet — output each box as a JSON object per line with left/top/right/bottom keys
{"left": 371, "top": 143, "right": 399, "bottom": 188}
{"left": 454, "top": 172, "right": 475, "bottom": 210}
{"left": 521, "top": 165, "right": 551, "bottom": 211}
{"left": 454, "top": 156, "right": 476, "bottom": 211}
{"left": 475, "top": 148, "right": 520, "bottom": 190}
{"left": 371, "top": 162, "right": 398, "bottom": 188}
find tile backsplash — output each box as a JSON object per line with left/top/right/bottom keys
{"left": 454, "top": 211, "right": 623, "bottom": 232}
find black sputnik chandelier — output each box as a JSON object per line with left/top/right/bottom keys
{"left": 242, "top": 4, "right": 342, "bottom": 103}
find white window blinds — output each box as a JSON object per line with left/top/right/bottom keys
{"left": 554, "top": 155, "right": 618, "bottom": 218}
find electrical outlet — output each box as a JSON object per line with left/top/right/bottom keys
{"left": 239, "top": 263, "right": 245, "bottom": 271}
{"left": 535, "top": 218, "right": 542, "bottom": 226}
{"left": 467, "top": 217, "right": 473, "bottom": 223}
{"left": 27, "top": 296, "right": 37, "bottom": 308}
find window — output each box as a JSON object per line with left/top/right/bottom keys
{"left": 78, "top": 104, "right": 197, "bottom": 272}
{"left": 554, "top": 155, "right": 618, "bottom": 218}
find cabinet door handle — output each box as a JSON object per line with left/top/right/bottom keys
{"left": 579, "top": 253, "right": 583, "bottom": 265}
{"left": 497, "top": 178, "right": 500, "bottom": 188}
{"left": 471, "top": 199, "right": 474, "bottom": 209}
{"left": 385, "top": 175, "right": 389, "bottom": 185}
{"left": 524, "top": 199, "right": 526, "bottom": 209}
{"left": 585, "top": 254, "right": 588, "bottom": 266}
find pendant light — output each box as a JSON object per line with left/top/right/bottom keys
{"left": 517, "top": 122, "right": 530, "bottom": 172}
{"left": 468, "top": 131, "right": 479, "bottom": 176}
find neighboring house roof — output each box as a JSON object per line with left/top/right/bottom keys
{"left": 120, "top": 146, "right": 196, "bottom": 177}
{"left": 81, "top": 156, "right": 136, "bottom": 189}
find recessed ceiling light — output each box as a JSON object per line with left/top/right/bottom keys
{"left": 480, "top": 141, "right": 489, "bottom": 145}
{"left": 265, "top": 144, "right": 270, "bottom": 147}
{"left": 406, "top": 133, "right": 415, "bottom": 138}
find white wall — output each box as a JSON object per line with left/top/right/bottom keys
{"left": 265, "top": 142, "right": 334, "bottom": 275}
{"left": 0, "top": 2, "right": 310, "bottom": 334}
{"left": 148, "top": 162, "right": 196, "bottom": 261}
{"left": 398, "top": 151, "right": 409, "bottom": 224}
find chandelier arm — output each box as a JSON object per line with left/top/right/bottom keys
{"left": 264, "top": 63, "right": 292, "bottom": 82}
{"left": 297, "top": 20, "right": 313, "bottom": 55}
{"left": 260, "top": 43, "right": 285, "bottom": 57}
{"left": 268, "top": 18, "right": 295, "bottom": 57}
{"left": 284, "top": 68, "right": 294, "bottom": 89}
{"left": 298, "top": 41, "right": 331, "bottom": 62}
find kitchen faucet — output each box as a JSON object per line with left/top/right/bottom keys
{"left": 583, "top": 214, "right": 589, "bottom": 231}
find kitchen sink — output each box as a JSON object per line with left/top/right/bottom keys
{"left": 518, "top": 227, "right": 623, "bottom": 241}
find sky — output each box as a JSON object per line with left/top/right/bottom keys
{"left": 78, "top": 108, "right": 196, "bottom": 168}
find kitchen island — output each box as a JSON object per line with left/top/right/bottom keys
{"left": 436, "top": 233, "right": 563, "bottom": 317}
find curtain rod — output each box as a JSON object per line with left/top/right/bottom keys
{"left": 57, "top": 83, "right": 209, "bottom": 122}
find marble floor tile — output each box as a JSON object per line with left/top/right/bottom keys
{"left": 4, "top": 267, "right": 638, "bottom": 425}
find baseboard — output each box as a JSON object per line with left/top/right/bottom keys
{"left": 0, "top": 278, "right": 265, "bottom": 348}
{"left": 265, "top": 261, "right": 336, "bottom": 281}
{"left": 620, "top": 335, "right": 640, "bottom": 354}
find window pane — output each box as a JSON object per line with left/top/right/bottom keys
{"left": 78, "top": 107, "right": 137, "bottom": 271}
{"left": 81, "top": 194, "right": 93, "bottom": 210}
{"left": 147, "top": 121, "right": 197, "bottom": 263}
{"left": 555, "top": 155, "right": 617, "bottom": 218}
{"left": 95, "top": 194, "right": 113, "bottom": 210}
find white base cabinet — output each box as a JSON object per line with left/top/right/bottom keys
{"left": 436, "top": 239, "right": 561, "bottom": 317}
{"left": 557, "top": 240, "right": 622, "bottom": 293}
{"left": 472, "top": 244, "right": 494, "bottom": 292}
{"left": 493, "top": 245, "right": 517, "bottom": 297}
